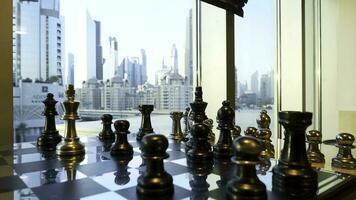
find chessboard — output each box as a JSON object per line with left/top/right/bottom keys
{"left": 0, "top": 134, "right": 354, "bottom": 200}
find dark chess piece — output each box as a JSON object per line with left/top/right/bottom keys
{"left": 257, "top": 129, "right": 275, "bottom": 159}
{"left": 113, "top": 155, "right": 133, "bottom": 185}
{"left": 257, "top": 110, "right": 271, "bottom": 129}
{"left": 136, "top": 134, "right": 174, "bottom": 196}
{"left": 98, "top": 114, "right": 115, "bottom": 140}
{"left": 111, "top": 120, "right": 133, "bottom": 157}
{"left": 37, "top": 93, "right": 62, "bottom": 150}
{"left": 231, "top": 125, "right": 241, "bottom": 140}
{"left": 56, "top": 85, "right": 85, "bottom": 156}
{"left": 136, "top": 105, "right": 155, "bottom": 141}
{"left": 306, "top": 130, "right": 325, "bottom": 163}
{"left": 183, "top": 107, "right": 191, "bottom": 138}
{"left": 213, "top": 100, "right": 235, "bottom": 159}
{"left": 204, "top": 119, "right": 215, "bottom": 146}
{"left": 332, "top": 133, "right": 356, "bottom": 169}
{"left": 188, "top": 160, "right": 213, "bottom": 200}
{"left": 257, "top": 157, "right": 272, "bottom": 175}
{"left": 272, "top": 111, "right": 318, "bottom": 199}
{"left": 185, "top": 87, "right": 208, "bottom": 152}
{"left": 226, "top": 136, "right": 267, "bottom": 200}
{"left": 40, "top": 151, "right": 59, "bottom": 184}
{"left": 169, "top": 111, "right": 184, "bottom": 141}
{"left": 215, "top": 160, "right": 236, "bottom": 199}
{"left": 187, "top": 122, "right": 213, "bottom": 165}
{"left": 100, "top": 138, "right": 114, "bottom": 153}
{"left": 58, "top": 154, "right": 85, "bottom": 181}
{"left": 244, "top": 127, "right": 257, "bottom": 137}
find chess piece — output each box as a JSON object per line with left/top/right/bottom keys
{"left": 257, "top": 129, "right": 275, "bottom": 159}
{"left": 187, "top": 122, "right": 213, "bottom": 164}
{"left": 40, "top": 151, "right": 59, "bottom": 184}
{"left": 136, "top": 134, "right": 174, "bottom": 196}
{"left": 185, "top": 87, "right": 208, "bottom": 152}
{"left": 332, "top": 133, "right": 356, "bottom": 169}
{"left": 204, "top": 118, "right": 215, "bottom": 146}
{"left": 183, "top": 107, "right": 191, "bottom": 138}
{"left": 37, "top": 93, "right": 62, "bottom": 150}
{"left": 169, "top": 111, "right": 184, "bottom": 141}
{"left": 188, "top": 160, "right": 213, "bottom": 200}
{"left": 257, "top": 110, "right": 271, "bottom": 129}
{"left": 56, "top": 85, "right": 85, "bottom": 156}
{"left": 306, "top": 130, "right": 325, "bottom": 163}
{"left": 59, "top": 155, "right": 84, "bottom": 181}
{"left": 100, "top": 138, "right": 114, "bottom": 153}
{"left": 98, "top": 114, "right": 115, "bottom": 140}
{"left": 231, "top": 125, "right": 241, "bottom": 140}
{"left": 136, "top": 105, "right": 154, "bottom": 141}
{"left": 111, "top": 120, "right": 134, "bottom": 157}
{"left": 213, "top": 100, "right": 234, "bottom": 159}
{"left": 244, "top": 127, "right": 257, "bottom": 137}
{"left": 272, "top": 111, "right": 317, "bottom": 199}
{"left": 113, "top": 155, "right": 133, "bottom": 185}
{"left": 257, "top": 157, "right": 272, "bottom": 175}
{"left": 226, "top": 136, "right": 267, "bottom": 200}
{"left": 215, "top": 160, "right": 236, "bottom": 199}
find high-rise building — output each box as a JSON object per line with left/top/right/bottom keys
{"left": 95, "top": 21, "right": 103, "bottom": 80}
{"left": 120, "top": 56, "right": 147, "bottom": 88}
{"left": 104, "top": 36, "right": 119, "bottom": 81}
{"left": 184, "top": 9, "right": 193, "bottom": 85}
{"left": 67, "top": 53, "right": 74, "bottom": 84}
{"left": 170, "top": 44, "right": 178, "bottom": 73}
{"left": 75, "top": 9, "right": 96, "bottom": 88}
{"left": 155, "top": 58, "right": 170, "bottom": 86}
{"left": 259, "top": 70, "right": 274, "bottom": 104}
{"left": 77, "top": 78, "right": 103, "bottom": 110}
{"left": 13, "top": 0, "right": 64, "bottom": 85}
{"left": 250, "top": 70, "right": 259, "bottom": 95}
{"left": 141, "top": 49, "right": 148, "bottom": 83}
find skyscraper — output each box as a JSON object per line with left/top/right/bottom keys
{"left": 170, "top": 44, "right": 178, "bottom": 73}
{"left": 75, "top": 9, "right": 96, "bottom": 88}
{"left": 95, "top": 21, "right": 103, "bottom": 80}
{"left": 184, "top": 9, "right": 193, "bottom": 85}
{"left": 13, "top": 0, "right": 64, "bottom": 85}
{"left": 67, "top": 53, "right": 74, "bottom": 85}
{"left": 141, "top": 49, "right": 147, "bottom": 83}
{"left": 250, "top": 70, "right": 259, "bottom": 95}
{"left": 105, "top": 36, "right": 119, "bottom": 81}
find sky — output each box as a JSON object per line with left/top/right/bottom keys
{"left": 60, "top": 0, "right": 192, "bottom": 84}
{"left": 60, "top": 0, "right": 274, "bottom": 86}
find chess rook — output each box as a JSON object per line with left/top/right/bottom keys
{"left": 226, "top": 136, "right": 267, "bottom": 200}
{"left": 272, "top": 111, "right": 317, "bottom": 198}
{"left": 185, "top": 86, "right": 208, "bottom": 152}
{"left": 306, "top": 130, "right": 325, "bottom": 163}
{"left": 213, "top": 100, "right": 235, "bottom": 159}
{"left": 332, "top": 133, "right": 356, "bottom": 169}
{"left": 37, "top": 93, "right": 62, "bottom": 150}
{"left": 98, "top": 114, "right": 115, "bottom": 140}
{"left": 136, "top": 105, "right": 154, "bottom": 141}
{"left": 136, "top": 134, "right": 174, "bottom": 197}
{"left": 111, "top": 120, "right": 134, "bottom": 157}
{"left": 56, "top": 85, "right": 85, "bottom": 156}
{"left": 169, "top": 111, "right": 184, "bottom": 141}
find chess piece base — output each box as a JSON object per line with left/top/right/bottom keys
{"left": 272, "top": 164, "right": 318, "bottom": 198}
{"left": 226, "top": 179, "right": 267, "bottom": 200}
{"left": 332, "top": 157, "right": 356, "bottom": 169}
{"left": 136, "top": 172, "right": 174, "bottom": 196}
{"left": 308, "top": 151, "right": 325, "bottom": 163}
{"left": 37, "top": 131, "right": 62, "bottom": 151}
{"left": 56, "top": 138, "right": 85, "bottom": 156}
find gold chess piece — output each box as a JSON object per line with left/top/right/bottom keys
{"left": 56, "top": 85, "right": 85, "bottom": 156}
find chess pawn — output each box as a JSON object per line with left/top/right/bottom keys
{"left": 257, "top": 129, "right": 275, "bottom": 159}
{"left": 257, "top": 157, "right": 272, "bottom": 175}
{"left": 244, "top": 127, "right": 258, "bottom": 137}
{"left": 98, "top": 114, "right": 115, "bottom": 140}
{"left": 111, "top": 120, "right": 133, "bottom": 157}
{"left": 37, "top": 93, "right": 62, "bottom": 150}
{"left": 226, "top": 136, "right": 267, "bottom": 200}
{"left": 136, "top": 105, "right": 155, "bottom": 141}
{"left": 56, "top": 85, "right": 85, "bottom": 156}
{"left": 332, "top": 133, "right": 356, "bottom": 169}
{"left": 100, "top": 138, "right": 114, "bottom": 153}
{"left": 213, "top": 100, "right": 235, "bottom": 159}
{"left": 187, "top": 122, "right": 213, "bottom": 164}
{"left": 204, "top": 118, "right": 215, "bottom": 146}
{"left": 231, "top": 125, "right": 241, "bottom": 140}
{"left": 272, "top": 111, "right": 317, "bottom": 199}
{"left": 136, "top": 134, "right": 174, "bottom": 196}
{"left": 306, "top": 130, "right": 325, "bottom": 163}
{"left": 169, "top": 111, "right": 184, "bottom": 141}
{"left": 257, "top": 110, "right": 271, "bottom": 129}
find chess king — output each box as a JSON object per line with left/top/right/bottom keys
{"left": 56, "top": 85, "right": 85, "bottom": 156}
